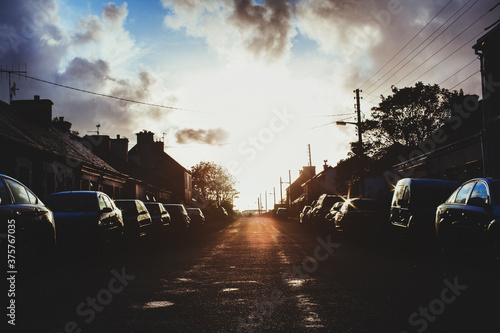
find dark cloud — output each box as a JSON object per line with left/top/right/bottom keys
{"left": 103, "top": 2, "right": 128, "bottom": 25}
{"left": 175, "top": 128, "right": 229, "bottom": 145}
{"left": 228, "top": 0, "right": 294, "bottom": 60}
{"left": 72, "top": 16, "right": 103, "bottom": 44}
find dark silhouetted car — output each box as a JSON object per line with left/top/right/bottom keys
{"left": 0, "top": 174, "right": 56, "bottom": 265}
{"left": 276, "top": 207, "right": 288, "bottom": 219}
{"left": 186, "top": 207, "right": 206, "bottom": 228}
{"left": 325, "top": 201, "right": 344, "bottom": 227}
{"left": 144, "top": 202, "right": 171, "bottom": 236}
{"left": 309, "top": 194, "right": 343, "bottom": 227}
{"left": 436, "top": 178, "right": 500, "bottom": 258}
{"left": 334, "top": 198, "right": 385, "bottom": 242}
{"left": 115, "top": 199, "right": 153, "bottom": 243}
{"left": 44, "top": 191, "right": 123, "bottom": 253}
{"left": 163, "top": 204, "right": 191, "bottom": 231}
{"left": 299, "top": 205, "right": 312, "bottom": 224}
{"left": 389, "top": 178, "right": 459, "bottom": 245}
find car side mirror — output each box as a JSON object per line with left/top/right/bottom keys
{"left": 101, "top": 207, "right": 112, "bottom": 213}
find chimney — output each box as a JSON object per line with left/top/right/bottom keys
{"left": 136, "top": 130, "right": 154, "bottom": 147}
{"left": 111, "top": 134, "right": 129, "bottom": 161}
{"left": 52, "top": 116, "right": 72, "bottom": 133}
{"left": 11, "top": 95, "right": 53, "bottom": 127}
{"left": 81, "top": 135, "right": 111, "bottom": 155}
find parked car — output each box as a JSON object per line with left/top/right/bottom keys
{"left": 436, "top": 178, "right": 500, "bottom": 258}
{"left": 186, "top": 207, "right": 206, "bottom": 228}
{"left": 0, "top": 174, "right": 56, "bottom": 265}
{"left": 276, "top": 207, "right": 288, "bottom": 219}
{"left": 144, "top": 202, "right": 171, "bottom": 236}
{"left": 389, "top": 178, "right": 459, "bottom": 245}
{"left": 325, "top": 201, "right": 344, "bottom": 227}
{"left": 115, "top": 199, "right": 154, "bottom": 243}
{"left": 299, "top": 205, "right": 312, "bottom": 224}
{"left": 44, "top": 191, "right": 123, "bottom": 253}
{"left": 163, "top": 204, "right": 191, "bottom": 231}
{"left": 334, "top": 198, "right": 385, "bottom": 242}
{"left": 309, "top": 194, "right": 344, "bottom": 226}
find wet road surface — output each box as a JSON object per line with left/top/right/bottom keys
{"left": 12, "top": 216, "right": 500, "bottom": 332}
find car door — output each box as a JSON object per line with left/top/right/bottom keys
{"left": 463, "top": 181, "right": 492, "bottom": 248}
{"left": 390, "top": 184, "right": 410, "bottom": 228}
{"left": 1, "top": 178, "right": 51, "bottom": 253}
{"left": 443, "top": 181, "right": 476, "bottom": 244}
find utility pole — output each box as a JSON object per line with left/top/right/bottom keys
{"left": 355, "top": 89, "right": 363, "bottom": 153}
{"left": 355, "top": 89, "right": 364, "bottom": 197}
{"left": 279, "top": 177, "right": 283, "bottom": 204}
{"left": 265, "top": 190, "right": 268, "bottom": 212}
{"left": 307, "top": 144, "right": 312, "bottom": 167}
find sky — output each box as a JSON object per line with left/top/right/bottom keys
{"left": 0, "top": 0, "right": 498, "bottom": 210}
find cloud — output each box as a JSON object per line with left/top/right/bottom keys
{"left": 175, "top": 128, "right": 229, "bottom": 145}
{"left": 161, "top": 0, "right": 297, "bottom": 61}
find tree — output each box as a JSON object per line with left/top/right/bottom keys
{"left": 361, "top": 82, "right": 457, "bottom": 157}
{"left": 191, "top": 161, "right": 239, "bottom": 209}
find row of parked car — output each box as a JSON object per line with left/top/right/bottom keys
{"left": 0, "top": 173, "right": 207, "bottom": 265}
{"left": 298, "top": 177, "right": 500, "bottom": 258}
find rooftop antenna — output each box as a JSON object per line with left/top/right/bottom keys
{"left": 0, "top": 64, "right": 27, "bottom": 104}
{"left": 87, "top": 124, "right": 101, "bottom": 135}
{"left": 162, "top": 132, "right": 167, "bottom": 142}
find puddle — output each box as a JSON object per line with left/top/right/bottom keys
{"left": 222, "top": 288, "right": 240, "bottom": 292}
{"left": 131, "top": 301, "right": 174, "bottom": 309}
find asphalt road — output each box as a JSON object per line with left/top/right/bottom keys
{"left": 9, "top": 216, "right": 500, "bottom": 332}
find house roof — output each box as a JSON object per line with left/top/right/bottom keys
{"left": 0, "top": 101, "right": 122, "bottom": 175}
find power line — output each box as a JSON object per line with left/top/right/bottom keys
{"left": 365, "top": 0, "right": 478, "bottom": 96}
{"left": 8, "top": 72, "right": 205, "bottom": 113}
{"left": 451, "top": 70, "right": 480, "bottom": 90}
{"left": 297, "top": 112, "right": 354, "bottom": 118}
{"left": 400, "top": 5, "right": 494, "bottom": 87}
{"left": 359, "top": 0, "right": 454, "bottom": 90}
{"left": 438, "top": 57, "right": 478, "bottom": 86}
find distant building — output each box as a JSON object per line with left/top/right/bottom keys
{"left": 0, "top": 96, "right": 127, "bottom": 199}
{"left": 81, "top": 134, "right": 172, "bottom": 203}
{"left": 286, "top": 165, "right": 316, "bottom": 216}
{"left": 302, "top": 163, "right": 338, "bottom": 203}
{"left": 128, "top": 130, "right": 193, "bottom": 204}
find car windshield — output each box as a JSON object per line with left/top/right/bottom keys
{"left": 116, "top": 201, "right": 138, "bottom": 216}
{"left": 165, "top": 205, "right": 183, "bottom": 218}
{"left": 45, "top": 193, "right": 98, "bottom": 212}
{"left": 323, "top": 196, "right": 341, "bottom": 207}
{"left": 146, "top": 204, "right": 161, "bottom": 215}
{"left": 411, "top": 183, "right": 457, "bottom": 208}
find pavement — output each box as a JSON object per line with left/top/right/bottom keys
{"left": 9, "top": 215, "right": 500, "bottom": 332}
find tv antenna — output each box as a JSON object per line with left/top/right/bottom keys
{"left": 87, "top": 124, "right": 101, "bottom": 135}
{"left": 0, "top": 64, "right": 27, "bottom": 103}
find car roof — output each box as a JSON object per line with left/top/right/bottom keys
{"left": 46, "top": 191, "right": 104, "bottom": 195}
{"left": 396, "top": 178, "right": 459, "bottom": 187}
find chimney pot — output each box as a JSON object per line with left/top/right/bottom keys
{"left": 34, "top": 95, "right": 40, "bottom": 100}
